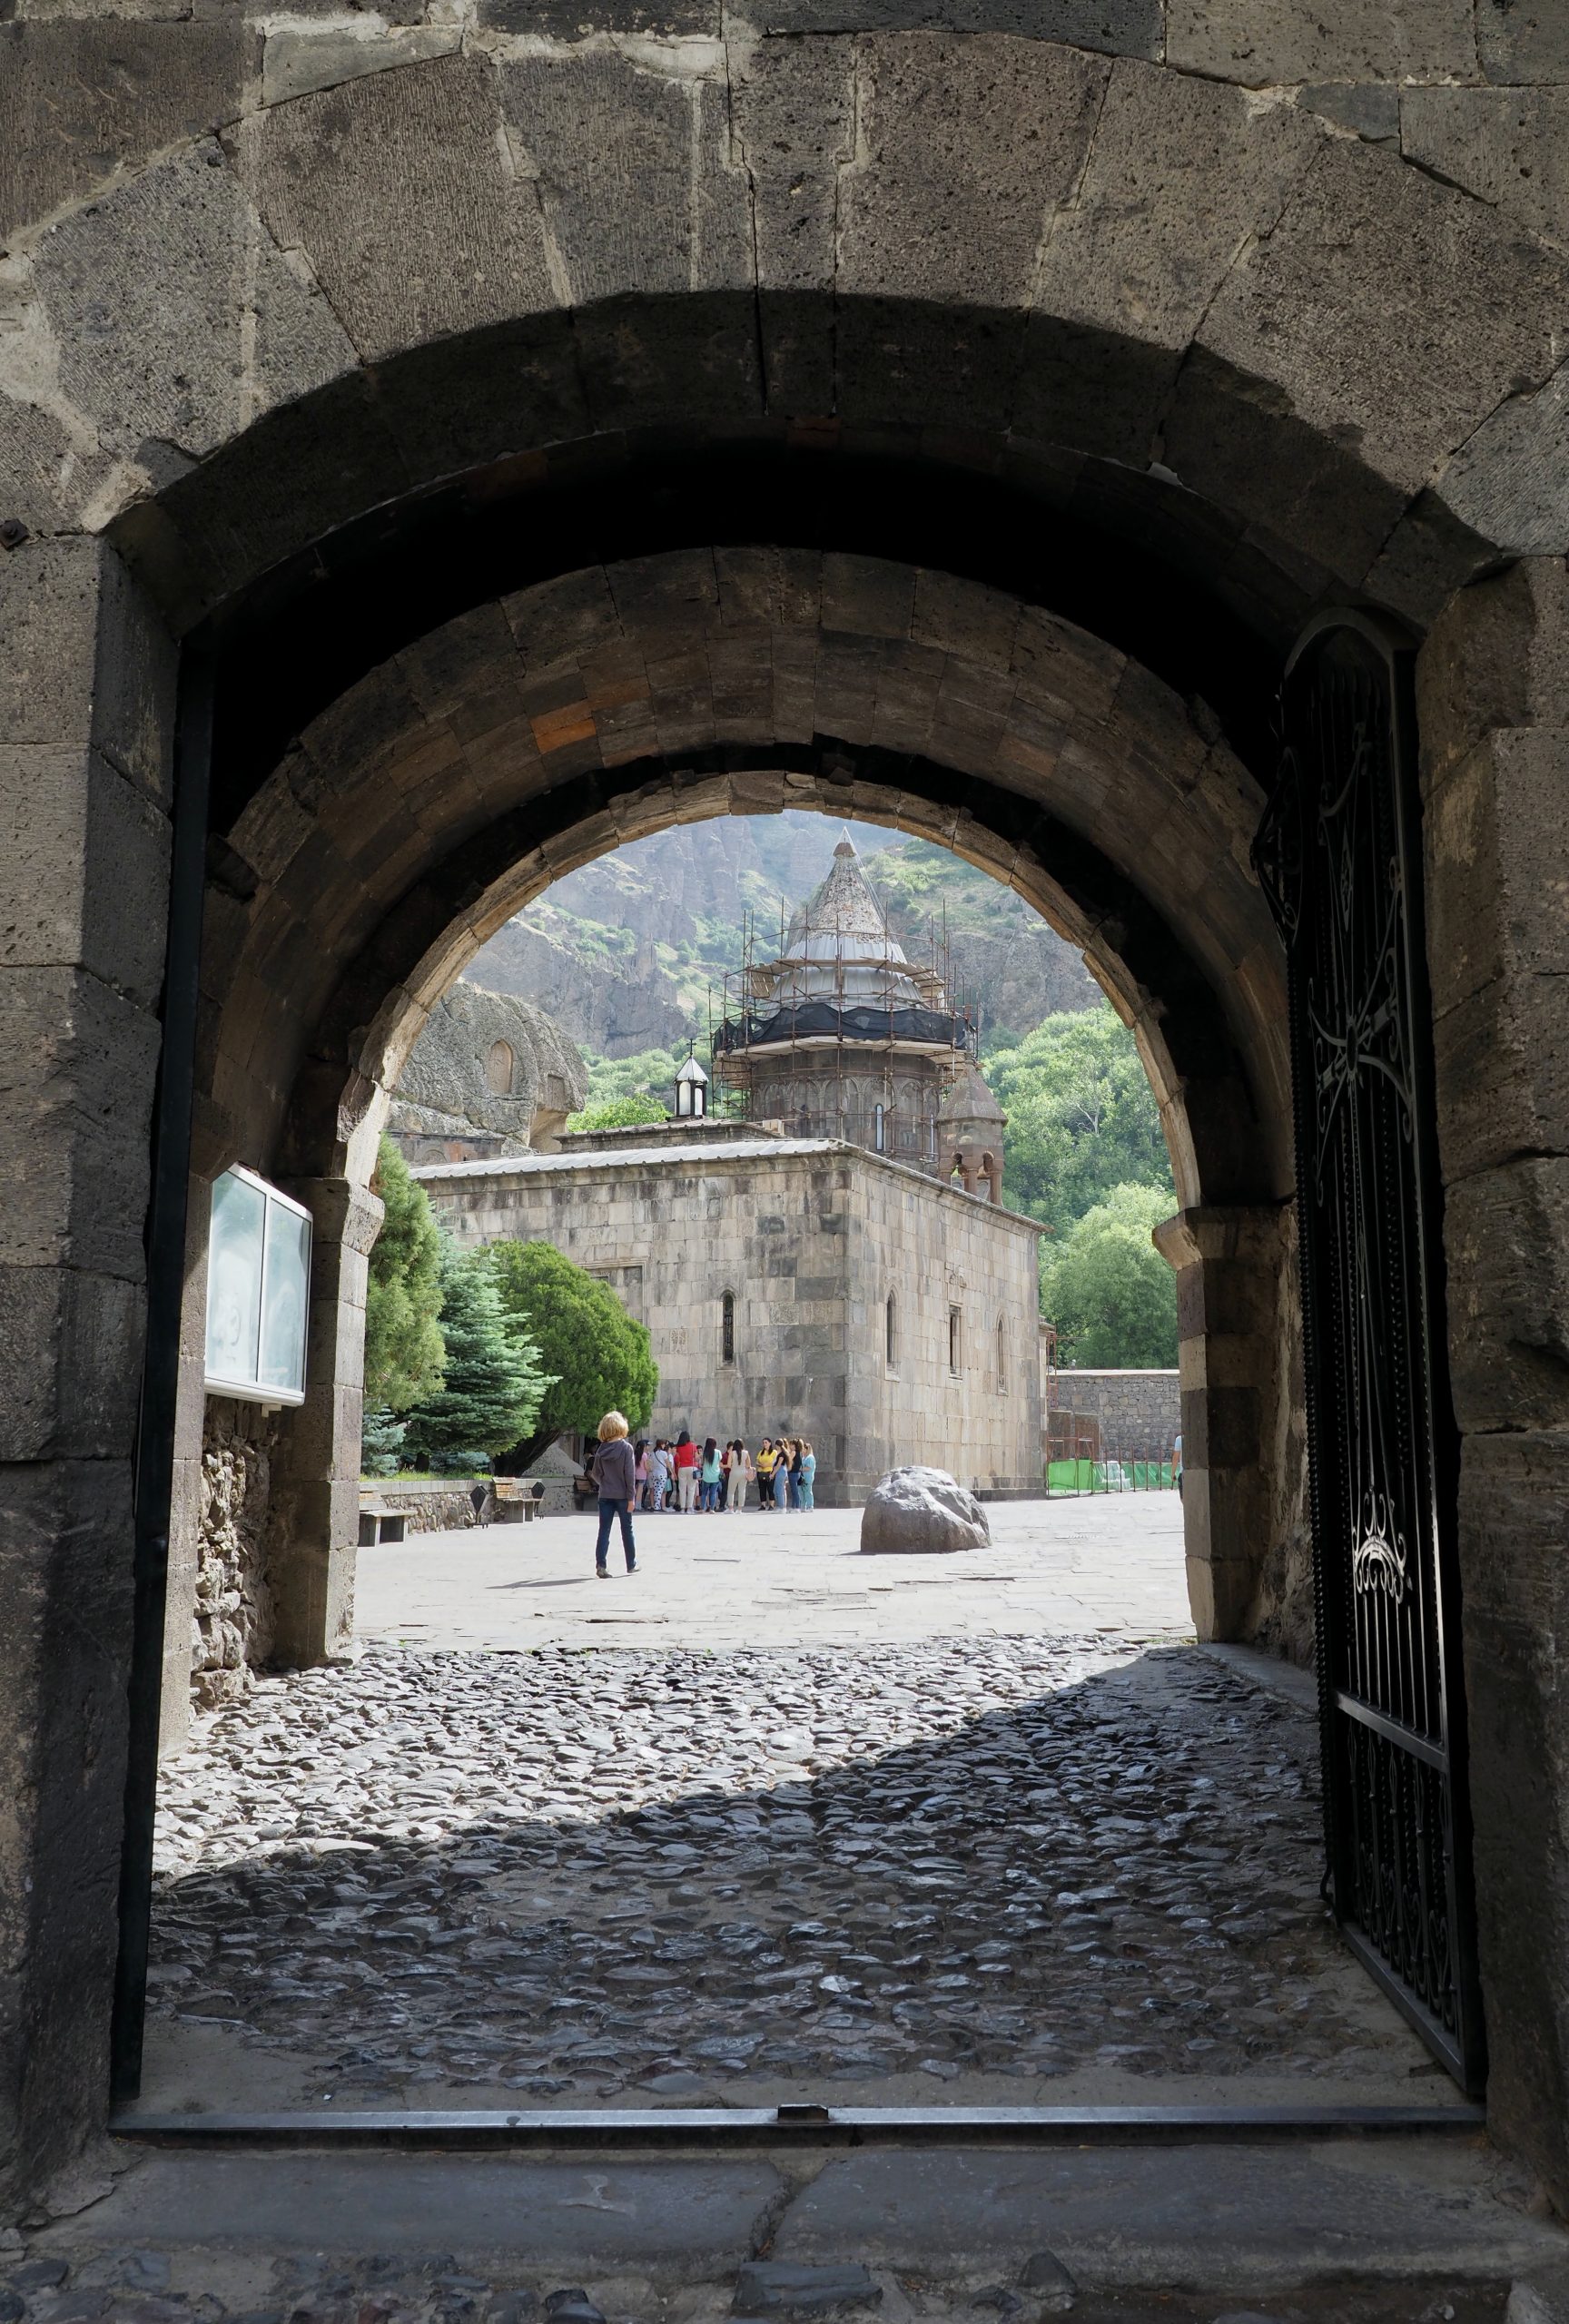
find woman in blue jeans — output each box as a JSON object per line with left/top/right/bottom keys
{"left": 591, "top": 1410, "right": 638, "bottom": 1578}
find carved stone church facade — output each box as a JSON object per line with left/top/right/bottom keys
{"left": 417, "top": 1130, "right": 1044, "bottom": 1502}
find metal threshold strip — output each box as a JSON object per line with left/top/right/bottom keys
{"left": 111, "top": 2102, "right": 1486, "bottom": 2150}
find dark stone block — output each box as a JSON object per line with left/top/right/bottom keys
{"left": 146, "top": 370, "right": 411, "bottom": 623}
{"left": 0, "top": 20, "right": 252, "bottom": 241}
{"left": 482, "top": 0, "right": 716, "bottom": 27}
{"left": 1297, "top": 82, "right": 1398, "bottom": 142}
{"left": 1478, "top": 3, "right": 1569, "bottom": 83}
{"left": 755, "top": 0, "right": 1157, "bottom": 51}
{"left": 1162, "top": 347, "right": 1406, "bottom": 594}
{"left": 370, "top": 316, "right": 591, "bottom": 491}
{"left": 834, "top": 298, "right": 1026, "bottom": 438}
{"left": 733, "top": 2262, "right": 882, "bottom": 2315}
{"left": 570, "top": 292, "right": 765, "bottom": 436}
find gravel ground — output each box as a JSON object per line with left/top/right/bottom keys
{"left": 144, "top": 1638, "right": 1444, "bottom": 2110}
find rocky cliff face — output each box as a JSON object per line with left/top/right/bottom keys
{"left": 465, "top": 817, "right": 1098, "bottom": 1057}
{"left": 466, "top": 912, "right": 690, "bottom": 1055}
{"left": 390, "top": 981, "right": 589, "bottom": 1156}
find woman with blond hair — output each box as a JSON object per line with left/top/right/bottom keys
{"left": 590, "top": 1410, "right": 638, "bottom": 1579}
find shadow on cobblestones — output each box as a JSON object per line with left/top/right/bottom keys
{"left": 147, "top": 1640, "right": 1440, "bottom": 2107}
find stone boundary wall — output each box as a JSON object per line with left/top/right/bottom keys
{"left": 192, "top": 1400, "right": 278, "bottom": 1709}
{"left": 360, "top": 1481, "right": 488, "bottom": 1533}
{"left": 1051, "top": 1368, "right": 1180, "bottom": 1452}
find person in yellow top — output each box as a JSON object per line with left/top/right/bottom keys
{"left": 754, "top": 1437, "right": 777, "bottom": 1512}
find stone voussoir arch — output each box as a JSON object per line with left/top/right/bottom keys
{"left": 6, "top": 37, "right": 1568, "bottom": 629}
{"left": 189, "top": 543, "right": 1304, "bottom": 1679}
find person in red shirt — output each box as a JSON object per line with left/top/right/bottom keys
{"left": 673, "top": 1429, "right": 700, "bottom": 1513}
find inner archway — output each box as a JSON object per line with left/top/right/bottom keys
{"left": 175, "top": 547, "right": 1300, "bottom": 1682}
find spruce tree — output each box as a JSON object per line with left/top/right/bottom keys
{"left": 360, "top": 1405, "right": 407, "bottom": 1477}
{"left": 365, "top": 1135, "right": 446, "bottom": 1412}
{"left": 403, "top": 1246, "right": 552, "bottom": 1472}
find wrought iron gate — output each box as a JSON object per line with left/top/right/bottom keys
{"left": 1254, "top": 611, "right": 1486, "bottom": 2095}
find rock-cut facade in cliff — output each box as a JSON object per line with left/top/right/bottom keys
{"left": 389, "top": 984, "right": 588, "bottom": 1164}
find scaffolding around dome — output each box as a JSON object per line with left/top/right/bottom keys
{"left": 712, "top": 834, "right": 976, "bottom": 1173}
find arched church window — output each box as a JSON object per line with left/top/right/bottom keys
{"left": 997, "top": 1315, "right": 1008, "bottom": 1393}
{"left": 721, "top": 1290, "right": 735, "bottom": 1365}
{"left": 485, "top": 1039, "right": 514, "bottom": 1095}
{"left": 873, "top": 1101, "right": 886, "bottom": 1152}
{"left": 885, "top": 1293, "right": 898, "bottom": 1370}
{"left": 948, "top": 1306, "right": 962, "bottom": 1375}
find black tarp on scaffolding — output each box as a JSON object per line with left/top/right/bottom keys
{"left": 713, "top": 1002, "right": 965, "bottom": 1052}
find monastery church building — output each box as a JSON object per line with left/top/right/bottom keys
{"left": 411, "top": 840, "right": 1045, "bottom": 1501}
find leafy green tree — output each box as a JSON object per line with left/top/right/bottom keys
{"left": 1043, "top": 1182, "right": 1179, "bottom": 1368}
{"left": 486, "top": 1240, "right": 657, "bottom": 1471}
{"left": 985, "top": 1004, "right": 1173, "bottom": 1239}
{"left": 567, "top": 1093, "right": 670, "bottom": 1132}
{"left": 364, "top": 1135, "right": 446, "bottom": 1412}
{"left": 578, "top": 1041, "right": 700, "bottom": 1109}
{"left": 403, "top": 1246, "right": 552, "bottom": 1473}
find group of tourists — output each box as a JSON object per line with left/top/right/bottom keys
{"left": 635, "top": 1431, "right": 816, "bottom": 1514}
{"left": 584, "top": 1413, "right": 819, "bottom": 1579}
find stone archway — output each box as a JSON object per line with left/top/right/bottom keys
{"left": 5, "top": 25, "right": 1569, "bottom": 2219}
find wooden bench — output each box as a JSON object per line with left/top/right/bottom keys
{"left": 491, "top": 1479, "right": 547, "bottom": 1524}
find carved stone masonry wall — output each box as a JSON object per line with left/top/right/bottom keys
{"left": 418, "top": 1135, "right": 1045, "bottom": 1500}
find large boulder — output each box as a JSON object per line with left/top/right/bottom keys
{"left": 860, "top": 1465, "right": 990, "bottom": 1555}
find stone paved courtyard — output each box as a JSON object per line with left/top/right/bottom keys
{"left": 350, "top": 1495, "right": 1194, "bottom": 1654}
{"left": 144, "top": 1503, "right": 1448, "bottom": 2114}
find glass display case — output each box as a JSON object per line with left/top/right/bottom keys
{"left": 204, "top": 1166, "right": 312, "bottom": 1404}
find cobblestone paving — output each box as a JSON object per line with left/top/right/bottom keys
{"left": 146, "top": 1639, "right": 1441, "bottom": 2108}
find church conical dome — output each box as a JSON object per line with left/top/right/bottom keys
{"left": 784, "top": 835, "right": 908, "bottom": 964}
{"left": 714, "top": 826, "right": 968, "bottom": 1171}
{"left": 939, "top": 1059, "right": 1006, "bottom": 1126}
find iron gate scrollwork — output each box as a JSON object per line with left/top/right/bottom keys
{"left": 1254, "top": 611, "right": 1486, "bottom": 2095}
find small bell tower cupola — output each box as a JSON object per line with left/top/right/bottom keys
{"left": 674, "top": 1046, "right": 709, "bottom": 1120}
{"left": 938, "top": 1061, "right": 1007, "bottom": 1203}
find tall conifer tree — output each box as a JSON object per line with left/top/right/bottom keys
{"left": 404, "top": 1246, "right": 552, "bottom": 1472}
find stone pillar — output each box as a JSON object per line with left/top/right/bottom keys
{"left": 157, "top": 1177, "right": 213, "bottom": 1760}
{"left": 1416, "top": 560, "right": 1569, "bottom": 2205}
{"left": 267, "top": 1177, "right": 382, "bottom": 1667}
{"left": 1153, "top": 1204, "right": 1290, "bottom": 1644}
{"left": 0, "top": 537, "right": 177, "bottom": 2208}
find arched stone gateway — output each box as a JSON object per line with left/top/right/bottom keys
{"left": 3, "top": 24, "right": 1567, "bottom": 2226}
